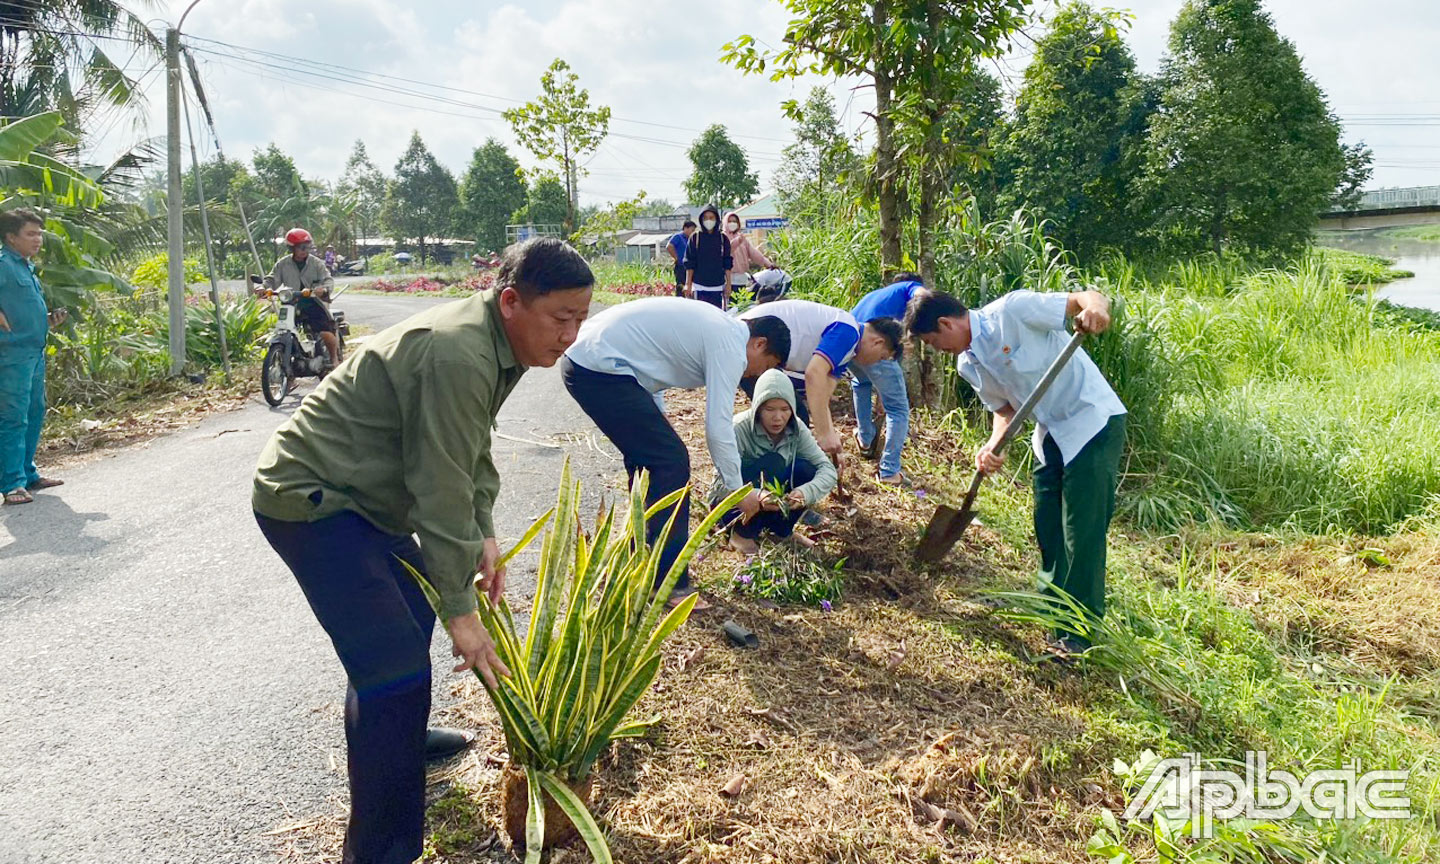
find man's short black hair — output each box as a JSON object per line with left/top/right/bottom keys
{"left": 890, "top": 271, "right": 923, "bottom": 285}
{"left": 904, "top": 291, "right": 968, "bottom": 336}
{"left": 682, "top": 220, "right": 697, "bottom": 229}
{"left": 0, "top": 208, "right": 43, "bottom": 239}
{"left": 498, "top": 237, "right": 594, "bottom": 299}
{"left": 866, "top": 316, "right": 905, "bottom": 360}
{"left": 745, "top": 315, "right": 791, "bottom": 365}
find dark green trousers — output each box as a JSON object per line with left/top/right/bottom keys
{"left": 1033, "top": 414, "right": 1126, "bottom": 645}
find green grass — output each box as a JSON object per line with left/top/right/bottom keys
{"left": 907, "top": 428, "right": 1440, "bottom": 864}
{"left": 1376, "top": 224, "right": 1440, "bottom": 243}
{"left": 1311, "top": 246, "right": 1414, "bottom": 284}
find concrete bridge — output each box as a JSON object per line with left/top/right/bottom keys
{"left": 1322, "top": 186, "right": 1440, "bottom": 230}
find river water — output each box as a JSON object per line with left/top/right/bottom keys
{"left": 1318, "top": 230, "right": 1440, "bottom": 312}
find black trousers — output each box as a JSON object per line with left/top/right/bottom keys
{"left": 256, "top": 510, "right": 434, "bottom": 864}
{"left": 673, "top": 263, "right": 687, "bottom": 297}
{"left": 739, "top": 375, "right": 811, "bottom": 425}
{"left": 561, "top": 358, "right": 692, "bottom": 590}
{"left": 731, "top": 450, "right": 817, "bottom": 539}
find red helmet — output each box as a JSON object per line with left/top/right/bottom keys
{"left": 285, "top": 228, "right": 313, "bottom": 247}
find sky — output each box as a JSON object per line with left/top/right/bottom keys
{"left": 89, "top": 1, "right": 1440, "bottom": 208}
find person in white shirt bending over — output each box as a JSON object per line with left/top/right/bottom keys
{"left": 561, "top": 297, "right": 791, "bottom": 608}
{"left": 905, "top": 288, "right": 1125, "bottom": 659}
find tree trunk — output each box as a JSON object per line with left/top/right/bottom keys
{"left": 871, "top": 3, "right": 903, "bottom": 278}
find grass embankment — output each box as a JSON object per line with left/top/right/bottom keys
{"left": 281, "top": 252, "right": 1440, "bottom": 863}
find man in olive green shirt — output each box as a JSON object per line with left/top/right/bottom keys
{"left": 253, "top": 238, "right": 594, "bottom": 864}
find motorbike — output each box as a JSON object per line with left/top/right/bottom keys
{"left": 251, "top": 275, "right": 350, "bottom": 406}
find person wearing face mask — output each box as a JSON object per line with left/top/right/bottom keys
{"left": 723, "top": 211, "right": 773, "bottom": 298}
{"left": 683, "top": 204, "right": 733, "bottom": 309}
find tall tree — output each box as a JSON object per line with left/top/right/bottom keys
{"left": 684, "top": 125, "right": 760, "bottom": 210}
{"left": 774, "top": 87, "right": 859, "bottom": 218}
{"left": 457, "top": 139, "right": 526, "bottom": 253}
{"left": 337, "top": 140, "right": 387, "bottom": 250}
{"left": 724, "top": 1, "right": 1029, "bottom": 278}
{"left": 1138, "top": 0, "right": 1345, "bottom": 258}
{"left": 512, "top": 173, "right": 569, "bottom": 228}
{"left": 503, "top": 59, "right": 612, "bottom": 233}
{"left": 1331, "top": 142, "right": 1374, "bottom": 212}
{"left": 380, "top": 131, "right": 459, "bottom": 262}
{"left": 994, "top": 3, "right": 1152, "bottom": 262}
{"left": 239, "top": 144, "right": 310, "bottom": 254}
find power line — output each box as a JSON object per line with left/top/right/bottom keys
{"left": 190, "top": 46, "right": 786, "bottom": 162}
{"left": 183, "top": 33, "right": 794, "bottom": 146}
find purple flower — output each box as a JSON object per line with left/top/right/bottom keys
{"left": 740, "top": 574, "right": 753, "bottom": 586}
{"left": 821, "top": 600, "right": 833, "bottom": 612}
{"left": 914, "top": 489, "right": 928, "bottom": 499}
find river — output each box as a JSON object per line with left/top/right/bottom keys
{"left": 1318, "top": 229, "right": 1440, "bottom": 312}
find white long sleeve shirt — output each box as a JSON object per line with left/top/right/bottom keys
{"left": 957, "top": 291, "right": 1126, "bottom": 466}
{"left": 564, "top": 297, "right": 749, "bottom": 490}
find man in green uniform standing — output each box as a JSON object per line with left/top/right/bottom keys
{"left": 906, "top": 288, "right": 1125, "bottom": 657}
{"left": 253, "top": 237, "right": 594, "bottom": 864}
{"left": 0, "top": 208, "right": 65, "bottom": 506}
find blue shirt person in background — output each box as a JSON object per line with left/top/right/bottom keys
{"left": 849, "top": 273, "right": 926, "bottom": 485}
{"left": 906, "top": 288, "right": 1125, "bottom": 658}
{"left": 666, "top": 220, "right": 696, "bottom": 297}
{"left": 0, "top": 208, "right": 66, "bottom": 505}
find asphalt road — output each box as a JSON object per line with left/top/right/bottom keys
{"left": 0, "top": 294, "right": 623, "bottom": 863}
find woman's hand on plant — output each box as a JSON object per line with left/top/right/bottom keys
{"left": 476, "top": 537, "right": 506, "bottom": 605}
{"left": 448, "top": 612, "right": 510, "bottom": 687}
{"left": 785, "top": 490, "right": 806, "bottom": 510}
{"left": 738, "top": 489, "right": 764, "bottom": 523}
{"left": 760, "top": 491, "right": 782, "bottom": 512}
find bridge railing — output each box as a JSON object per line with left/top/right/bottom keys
{"left": 1332, "top": 185, "right": 1440, "bottom": 213}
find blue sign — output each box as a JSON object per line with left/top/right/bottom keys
{"left": 745, "top": 217, "right": 789, "bottom": 229}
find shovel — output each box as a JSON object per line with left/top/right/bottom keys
{"left": 914, "top": 331, "right": 1086, "bottom": 563}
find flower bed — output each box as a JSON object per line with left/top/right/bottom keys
{"left": 365, "top": 273, "right": 497, "bottom": 294}
{"left": 603, "top": 281, "right": 674, "bottom": 298}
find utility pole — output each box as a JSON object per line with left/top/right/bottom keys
{"left": 165, "top": 27, "right": 186, "bottom": 375}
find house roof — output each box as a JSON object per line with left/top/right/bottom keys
{"left": 626, "top": 232, "right": 674, "bottom": 246}
{"left": 734, "top": 193, "right": 782, "bottom": 221}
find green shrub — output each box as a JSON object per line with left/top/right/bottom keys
{"left": 130, "top": 252, "right": 208, "bottom": 293}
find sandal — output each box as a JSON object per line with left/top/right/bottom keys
{"left": 4, "top": 487, "right": 34, "bottom": 506}
{"left": 666, "top": 588, "right": 713, "bottom": 612}
{"left": 27, "top": 477, "right": 63, "bottom": 491}
{"left": 876, "top": 471, "right": 913, "bottom": 489}
{"left": 854, "top": 429, "right": 881, "bottom": 461}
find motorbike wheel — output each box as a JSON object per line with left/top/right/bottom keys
{"left": 261, "top": 343, "right": 294, "bottom": 406}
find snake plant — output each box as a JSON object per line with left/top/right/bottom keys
{"left": 406, "top": 459, "right": 748, "bottom": 862}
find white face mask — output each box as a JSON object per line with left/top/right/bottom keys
{"left": 702, "top": 218, "right": 717, "bottom": 231}
{"left": 727, "top": 222, "right": 740, "bottom": 232}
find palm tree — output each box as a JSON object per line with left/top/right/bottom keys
{"left": 0, "top": 1, "right": 163, "bottom": 131}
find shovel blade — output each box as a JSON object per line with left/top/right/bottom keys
{"left": 915, "top": 503, "right": 978, "bottom": 562}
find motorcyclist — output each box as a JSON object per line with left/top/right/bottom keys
{"left": 264, "top": 228, "right": 340, "bottom": 368}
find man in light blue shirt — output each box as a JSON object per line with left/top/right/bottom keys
{"left": 907, "top": 288, "right": 1125, "bottom": 656}
{"left": 0, "top": 208, "right": 66, "bottom": 506}
{"left": 561, "top": 297, "right": 790, "bottom": 606}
